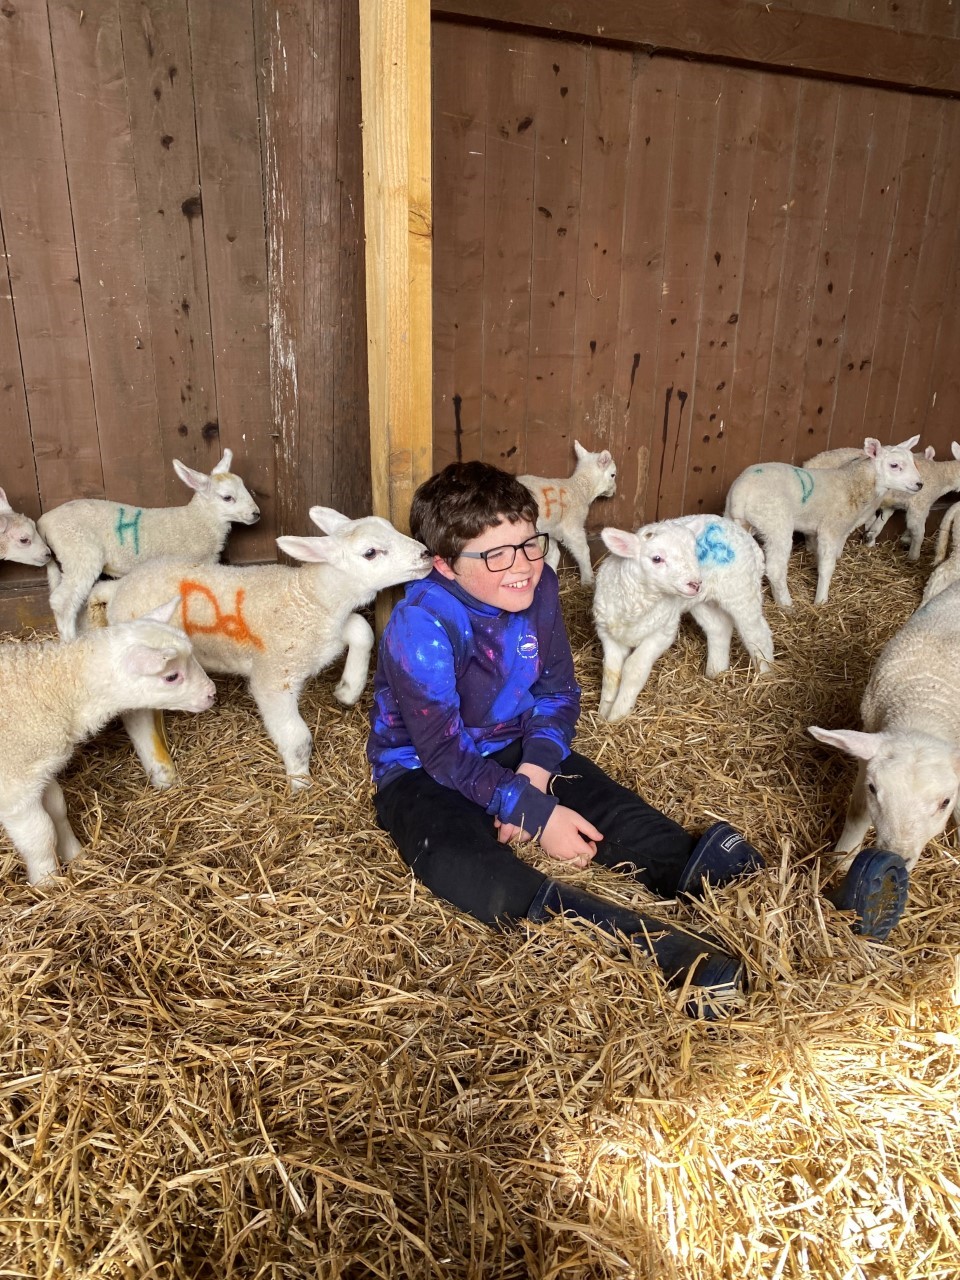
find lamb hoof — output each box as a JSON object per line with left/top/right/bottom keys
{"left": 289, "top": 774, "right": 312, "bottom": 793}
{"left": 334, "top": 680, "right": 362, "bottom": 707}
{"left": 150, "top": 767, "right": 178, "bottom": 790}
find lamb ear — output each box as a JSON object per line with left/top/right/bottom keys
{"left": 600, "top": 526, "right": 641, "bottom": 559}
{"left": 0, "top": 514, "right": 10, "bottom": 535}
{"left": 808, "top": 725, "right": 882, "bottom": 760}
{"left": 0, "top": 487, "right": 10, "bottom": 512}
{"left": 140, "top": 597, "right": 182, "bottom": 626}
{"left": 598, "top": 450, "right": 613, "bottom": 467}
{"left": 122, "top": 644, "right": 172, "bottom": 677}
{"left": 308, "top": 506, "right": 351, "bottom": 534}
{"left": 173, "top": 458, "right": 211, "bottom": 493}
{"left": 896, "top": 434, "right": 920, "bottom": 450}
{"left": 573, "top": 440, "right": 587, "bottom": 459}
{"left": 863, "top": 438, "right": 881, "bottom": 459}
{"left": 952, "top": 442, "right": 960, "bottom": 461}
{"left": 277, "top": 535, "right": 338, "bottom": 564}
{"left": 925, "top": 446, "right": 936, "bottom": 460}
{"left": 211, "top": 449, "right": 233, "bottom": 475}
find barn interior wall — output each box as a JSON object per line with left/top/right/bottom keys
{"left": 431, "top": 18, "right": 960, "bottom": 532}
{"left": 0, "top": 0, "right": 370, "bottom": 601}
{"left": 3, "top": 1, "right": 960, "bottom": 622}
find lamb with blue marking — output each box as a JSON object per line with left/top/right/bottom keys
{"left": 593, "top": 514, "right": 773, "bottom": 722}
{"left": 38, "top": 449, "right": 260, "bottom": 642}
{"left": 724, "top": 436, "right": 922, "bottom": 607}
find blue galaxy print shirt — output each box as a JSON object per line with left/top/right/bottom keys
{"left": 367, "top": 565, "right": 580, "bottom": 836}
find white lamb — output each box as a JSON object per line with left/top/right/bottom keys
{"left": 862, "top": 443, "right": 960, "bottom": 559}
{"left": 724, "top": 436, "right": 923, "bottom": 608}
{"left": 802, "top": 443, "right": 934, "bottom": 548}
{"left": 593, "top": 514, "right": 774, "bottom": 722}
{"left": 88, "top": 507, "right": 431, "bottom": 791}
{"left": 38, "top": 449, "right": 261, "bottom": 642}
{"left": 518, "top": 440, "right": 617, "bottom": 585}
{"left": 921, "top": 500, "right": 960, "bottom": 604}
{"left": 810, "top": 580, "right": 960, "bottom": 870}
{"left": 0, "top": 600, "right": 215, "bottom": 886}
{"left": 0, "top": 488, "right": 51, "bottom": 567}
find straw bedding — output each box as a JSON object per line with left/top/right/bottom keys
{"left": 2, "top": 542, "right": 959, "bottom": 1279}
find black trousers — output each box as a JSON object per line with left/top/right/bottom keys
{"left": 373, "top": 741, "right": 697, "bottom": 928}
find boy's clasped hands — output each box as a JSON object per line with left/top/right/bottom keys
{"left": 494, "top": 760, "right": 603, "bottom": 868}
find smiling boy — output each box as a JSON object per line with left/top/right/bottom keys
{"left": 367, "top": 461, "right": 908, "bottom": 1016}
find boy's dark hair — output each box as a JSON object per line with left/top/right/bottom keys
{"left": 410, "top": 461, "right": 539, "bottom": 563}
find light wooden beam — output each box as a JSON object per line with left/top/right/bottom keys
{"left": 360, "top": 0, "right": 434, "bottom": 630}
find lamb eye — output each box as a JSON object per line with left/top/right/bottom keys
{"left": 867, "top": 782, "right": 877, "bottom": 795}
{"left": 164, "top": 671, "right": 183, "bottom": 684}
{"left": 651, "top": 554, "right": 664, "bottom": 565}
{"left": 940, "top": 797, "right": 951, "bottom": 810}
{"left": 222, "top": 493, "right": 236, "bottom": 503}
{"left": 19, "top": 535, "right": 30, "bottom": 545}
{"left": 363, "top": 547, "right": 380, "bottom": 560}
{"left": 890, "top": 462, "right": 901, "bottom": 471}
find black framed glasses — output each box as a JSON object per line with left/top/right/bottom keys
{"left": 457, "top": 532, "right": 550, "bottom": 573}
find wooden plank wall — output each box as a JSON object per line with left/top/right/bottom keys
{"left": 431, "top": 19, "right": 960, "bottom": 531}
{"left": 0, "top": 0, "right": 368, "bottom": 608}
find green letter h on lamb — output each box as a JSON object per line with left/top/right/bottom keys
{"left": 115, "top": 507, "right": 143, "bottom": 556}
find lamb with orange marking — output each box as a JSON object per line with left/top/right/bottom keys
{"left": 518, "top": 440, "right": 617, "bottom": 585}
{"left": 86, "top": 508, "right": 431, "bottom": 791}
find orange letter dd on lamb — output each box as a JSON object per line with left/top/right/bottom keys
{"left": 178, "top": 580, "right": 265, "bottom": 650}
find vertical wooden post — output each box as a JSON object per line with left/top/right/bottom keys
{"left": 359, "top": 0, "right": 433, "bottom": 631}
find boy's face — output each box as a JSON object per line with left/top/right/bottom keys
{"left": 434, "top": 516, "right": 543, "bottom": 612}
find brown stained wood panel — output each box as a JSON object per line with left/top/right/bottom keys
{"left": 796, "top": 85, "right": 876, "bottom": 460}
{"left": 720, "top": 74, "right": 799, "bottom": 492}
{"left": 830, "top": 91, "right": 909, "bottom": 445}
{"left": 0, "top": 212, "right": 39, "bottom": 592}
{"left": 189, "top": 0, "right": 274, "bottom": 561}
{"left": 480, "top": 35, "right": 536, "bottom": 466}
{"left": 320, "top": 0, "right": 369, "bottom": 519}
{"left": 569, "top": 45, "right": 631, "bottom": 474}
{"left": 121, "top": 0, "right": 221, "bottom": 499}
{"left": 758, "top": 80, "right": 840, "bottom": 465}
{"left": 331, "top": 0, "right": 370, "bottom": 517}
{"left": 523, "top": 40, "right": 586, "bottom": 473}
{"left": 432, "top": 22, "right": 487, "bottom": 469}
{"left": 682, "top": 67, "right": 763, "bottom": 516}
{"left": 609, "top": 55, "right": 678, "bottom": 529}
{"left": 644, "top": 62, "right": 723, "bottom": 522}
{"left": 918, "top": 103, "right": 960, "bottom": 442}
{"left": 47, "top": 1, "right": 165, "bottom": 503}
{"left": 862, "top": 96, "right": 942, "bottom": 443}
{"left": 0, "top": 0, "right": 103, "bottom": 510}
{"left": 892, "top": 101, "right": 960, "bottom": 441}
{"left": 433, "top": 0, "right": 960, "bottom": 94}
{"left": 257, "top": 0, "right": 305, "bottom": 535}
{"left": 0, "top": 213, "right": 37, "bottom": 517}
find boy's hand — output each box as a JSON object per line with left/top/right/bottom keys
{"left": 540, "top": 805, "right": 603, "bottom": 868}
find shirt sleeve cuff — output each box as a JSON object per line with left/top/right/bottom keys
{"left": 521, "top": 737, "right": 567, "bottom": 774}
{"left": 503, "top": 783, "right": 557, "bottom": 837}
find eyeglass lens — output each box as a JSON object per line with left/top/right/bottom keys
{"left": 484, "top": 534, "right": 548, "bottom": 570}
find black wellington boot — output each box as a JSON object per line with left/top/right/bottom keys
{"left": 527, "top": 878, "right": 746, "bottom": 1019}
{"left": 677, "top": 821, "right": 765, "bottom": 896}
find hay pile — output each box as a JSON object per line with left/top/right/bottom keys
{"left": 2, "top": 543, "right": 959, "bottom": 1279}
